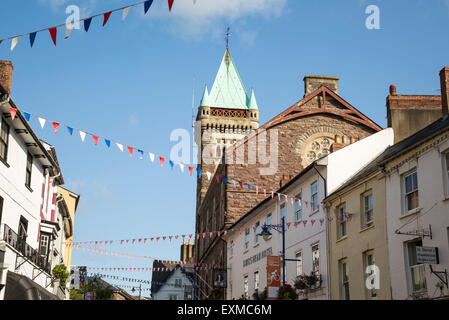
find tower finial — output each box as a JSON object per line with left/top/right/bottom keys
{"left": 225, "top": 27, "right": 231, "bottom": 50}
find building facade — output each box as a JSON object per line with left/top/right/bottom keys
{"left": 0, "top": 61, "right": 75, "bottom": 300}
{"left": 225, "top": 128, "right": 393, "bottom": 300}
{"left": 194, "top": 48, "right": 383, "bottom": 299}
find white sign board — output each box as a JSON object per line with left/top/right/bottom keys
{"left": 416, "top": 247, "right": 439, "bottom": 264}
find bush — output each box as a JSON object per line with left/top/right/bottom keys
{"left": 278, "top": 284, "right": 298, "bottom": 300}
{"left": 52, "top": 264, "right": 70, "bottom": 287}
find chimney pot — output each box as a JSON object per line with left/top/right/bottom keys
{"left": 389, "top": 84, "right": 397, "bottom": 96}
{"left": 0, "top": 61, "right": 13, "bottom": 95}
{"left": 439, "top": 67, "right": 449, "bottom": 116}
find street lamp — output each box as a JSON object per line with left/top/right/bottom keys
{"left": 131, "top": 284, "right": 142, "bottom": 300}
{"left": 258, "top": 216, "right": 301, "bottom": 287}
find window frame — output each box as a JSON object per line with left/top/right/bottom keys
{"left": 254, "top": 222, "right": 260, "bottom": 245}
{"left": 337, "top": 204, "right": 347, "bottom": 239}
{"left": 443, "top": 151, "right": 449, "bottom": 197}
{"left": 244, "top": 228, "right": 250, "bottom": 251}
{"left": 0, "top": 117, "right": 10, "bottom": 164}
{"left": 295, "top": 250, "right": 303, "bottom": 278}
{"left": 254, "top": 271, "right": 259, "bottom": 291}
{"left": 311, "top": 243, "right": 320, "bottom": 277}
{"left": 295, "top": 193, "right": 302, "bottom": 221}
{"left": 403, "top": 170, "right": 419, "bottom": 213}
{"left": 364, "top": 251, "right": 377, "bottom": 298}
{"left": 362, "top": 192, "right": 374, "bottom": 229}
{"left": 340, "top": 260, "right": 350, "bottom": 300}
{"left": 243, "top": 275, "right": 249, "bottom": 299}
{"left": 311, "top": 181, "right": 318, "bottom": 212}
{"left": 25, "top": 151, "right": 33, "bottom": 189}
{"left": 39, "top": 232, "right": 52, "bottom": 259}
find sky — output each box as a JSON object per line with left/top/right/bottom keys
{"left": 1, "top": 0, "right": 449, "bottom": 295}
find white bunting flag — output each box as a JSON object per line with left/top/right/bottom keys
{"left": 38, "top": 117, "right": 46, "bottom": 128}
{"left": 206, "top": 171, "right": 211, "bottom": 180}
{"left": 65, "top": 22, "right": 74, "bottom": 39}
{"left": 179, "top": 163, "right": 184, "bottom": 173}
{"left": 116, "top": 143, "right": 124, "bottom": 152}
{"left": 122, "top": 7, "right": 131, "bottom": 21}
{"left": 149, "top": 153, "right": 155, "bottom": 162}
{"left": 11, "top": 37, "right": 19, "bottom": 51}
{"left": 79, "top": 131, "right": 86, "bottom": 142}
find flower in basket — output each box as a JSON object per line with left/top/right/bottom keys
{"left": 278, "top": 284, "right": 298, "bottom": 300}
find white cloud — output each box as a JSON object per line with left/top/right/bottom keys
{"left": 145, "top": 0, "right": 287, "bottom": 39}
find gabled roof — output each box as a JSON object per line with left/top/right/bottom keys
{"left": 226, "top": 84, "right": 382, "bottom": 156}
{"left": 201, "top": 49, "right": 255, "bottom": 110}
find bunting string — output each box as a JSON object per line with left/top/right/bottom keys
{"left": 67, "top": 213, "right": 352, "bottom": 249}
{"left": 0, "top": 0, "right": 182, "bottom": 51}
{"left": 7, "top": 106, "right": 346, "bottom": 218}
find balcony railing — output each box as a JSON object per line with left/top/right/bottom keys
{"left": 1, "top": 223, "right": 51, "bottom": 274}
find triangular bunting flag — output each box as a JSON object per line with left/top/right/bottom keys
{"left": 122, "top": 7, "right": 131, "bottom": 21}
{"left": 159, "top": 157, "right": 165, "bottom": 166}
{"left": 169, "top": 160, "right": 174, "bottom": 169}
{"left": 103, "top": 11, "right": 112, "bottom": 26}
{"left": 127, "top": 146, "right": 133, "bottom": 157}
{"left": 29, "top": 32, "right": 37, "bottom": 48}
{"left": 49, "top": 27, "right": 57, "bottom": 46}
{"left": 149, "top": 153, "right": 155, "bottom": 162}
{"left": 84, "top": 18, "right": 92, "bottom": 32}
{"left": 92, "top": 135, "right": 99, "bottom": 145}
{"left": 65, "top": 22, "right": 74, "bottom": 39}
{"left": 144, "top": 0, "right": 154, "bottom": 14}
{"left": 38, "top": 117, "right": 46, "bottom": 128}
{"left": 52, "top": 122, "right": 59, "bottom": 134}
{"left": 67, "top": 126, "right": 73, "bottom": 135}
{"left": 79, "top": 131, "right": 86, "bottom": 142}
{"left": 116, "top": 143, "right": 124, "bottom": 152}
{"left": 23, "top": 112, "right": 31, "bottom": 121}
{"left": 104, "top": 139, "right": 111, "bottom": 148}
{"left": 188, "top": 166, "right": 193, "bottom": 176}
{"left": 168, "top": 0, "right": 174, "bottom": 12}
{"left": 9, "top": 108, "right": 17, "bottom": 120}
{"left": 11, "top": 36, "right": 19, "bottom": 51}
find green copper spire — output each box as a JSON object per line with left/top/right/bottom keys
{"left": 200, "top": 85, "right": 211, "bottom": 106}
{"left": 248, "top": 88, "right": 258, "bottom": 110}
{"left": 207, "top": 49, "right": 250, "bottom": 110}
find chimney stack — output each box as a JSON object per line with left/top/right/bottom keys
{"left": 303, "top": 75, "right": 339, "bottom": 97}
{"left": 0, "top": 61, "right": 13, "bottom": 95}
{"left": 439, "top": 67, "right": 449, "bottom": 116}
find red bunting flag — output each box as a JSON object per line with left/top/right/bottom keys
{"left": 9, "top": 108, "right": 17, "bottom": 120}
{"left": 159, "top": 157, "right": 165, "bottom": 166}
{"left": 49, "top": 27, "right": 57, "bottom": 46}
{"left": 103, "top": 11, "right": 112, "bottom": 26}
{"left": 215, "top": 174, "right": 220, "bottom": 183}
{"left": 92, "top": 135, "right": 99, "bottom": 145}
{"left": 168, "top": 0, "right": 174, "bottom": 11}
{"left": 127, "top": 146, "right": 133, "bottom": 157}
{"left": 238, "top": 181, "right": 243, "bottom": 189}
{"left": 188, "top": 166, "right": 193, "bottom": 176}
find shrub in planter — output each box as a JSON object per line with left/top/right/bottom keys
{"left": 52, "top": 264, "right": 70, "bottom": 287}
{"left": 278, "top": 284, "right": 298, "bottom": 300}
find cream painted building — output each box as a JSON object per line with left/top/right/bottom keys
{"left": 324, "top": 155, "right": 392, "bottom": 300}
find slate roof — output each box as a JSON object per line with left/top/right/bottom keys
{"left": 150, "top": 261, "right": 195, "bottom": 296}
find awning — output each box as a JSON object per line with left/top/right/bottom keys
{"left": 4, "top": 271, "right": 60, "bottom": 300}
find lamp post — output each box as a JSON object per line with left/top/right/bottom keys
{"left": 258, "top": 216, "right": 301, "bottom": 287}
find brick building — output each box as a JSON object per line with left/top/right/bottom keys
{"left": 193, "top": 49, "right": 382, "bottom": 299}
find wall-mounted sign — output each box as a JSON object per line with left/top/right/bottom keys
{"left": 213, "top": 270, "right": 227, "bottom": 288}
{"left": 417, "top": 246, "right": 439, "bottom": 264}
{"left": 243, "top": 247, "right": 273, "bottom": 268}
{"left": 267, "top": 256, "right": 281, "bottom": 300}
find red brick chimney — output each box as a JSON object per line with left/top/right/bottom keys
{"left": 439, "top": 67, "right": 449, "bottom": 116}
{"left": 0, "top": 60, "right": 13, "bottom": 95}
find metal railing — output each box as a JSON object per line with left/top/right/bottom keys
{"left": 1, "top": 223, "right": 51, "bottom": 274}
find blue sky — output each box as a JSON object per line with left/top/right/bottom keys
{"left": 1, "top": 0, "right": 449, "bottom": 294}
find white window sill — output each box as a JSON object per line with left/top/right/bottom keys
{"left": 309, "top": 210, "right": 319, "bottom": 217}
{"left": 336, "top": 235, "right": 348, "bottom": 243}
{"left": 360, "top": 224, "right": 375, "bottom": 233}
{"left": 400, "top": 207, "right": 422, "bottom": 220}
{"left": 253, "top": 242, "right": 260, "bottom": 248}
